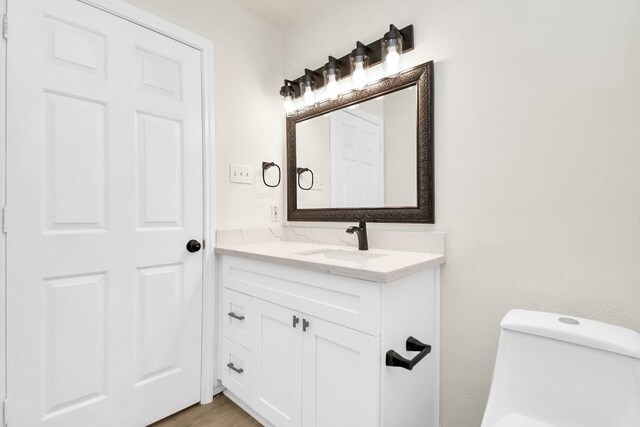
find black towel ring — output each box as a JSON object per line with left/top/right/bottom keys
{"left": 296, "top": 167, "right": 314, "bottom": 191}
{"left": 262, "top": 162, "right": 281, "bottom": 188}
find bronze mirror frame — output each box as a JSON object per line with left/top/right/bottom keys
{"left": 286, "top": 61, "right": 434, "bottom": 223}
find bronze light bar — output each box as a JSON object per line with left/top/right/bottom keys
{"left": 282, "top": 24, "right": 414, "bottom": 98}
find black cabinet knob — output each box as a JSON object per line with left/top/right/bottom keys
{"left": 186, "top": 239, "right": 202, "bottom": 253}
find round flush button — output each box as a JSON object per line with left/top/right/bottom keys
{"left": 559, "top": 317, "right": 580, "bottom": 325}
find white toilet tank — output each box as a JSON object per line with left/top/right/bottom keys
{"left": 481, "top": 309, "right": 640, "bottom": 427}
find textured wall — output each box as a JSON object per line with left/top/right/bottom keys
{"left": 282, "top": 0, "right": 640, "bottom": 425}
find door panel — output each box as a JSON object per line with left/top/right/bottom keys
{"left": 136, "top": 112, "right": 184, "bottom": 228}
{"left": 45, "top": 16, "right": 107, "bottom": 77}
{"left": 7, "top": 1, "right": 204, "bottom": 426}
{"left": 330, "top": 110, "right": 384, "bottom": 207}
{"left": 252, "top": 299, "right": 302, "bottom": 427}
{"left": 137, "top": 47, "right": 183, "bottom": 98}
{"left": 135, "top": 263, "right": 183, "bottom": 384}
{"left": 43, "top": 272, "right": 107, "bottom": 419}
{"left": 43, "top": 92, "right": 108, "bottom": 232}
{"left": 302, "top": 317, "right": 380, "bottom": 427}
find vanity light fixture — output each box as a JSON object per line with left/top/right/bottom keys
{"left": 278, "top": 24, "right": 414, "bottom": 115}
{"left": 280, "top": 80, "right": 296, "bottom": 116}
{"left": 382, "top": 24, "right": 403, "bottom": 75}
{"left": 301, "top": 69, "right": 318, "bottom": 107}
{"left": 323, "top": 56, "right": 342, "bottom": 100}
{"left": 350, "top": 42, "right": 369, "bottom": 90}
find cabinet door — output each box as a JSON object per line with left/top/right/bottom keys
{"left": 302, "top": 317, "right": 380, "bottom": 427}
{"left": 251, "top": 299, "right": 303, "bottom": 427}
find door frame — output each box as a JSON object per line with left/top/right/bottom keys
{"left": 0, "top": 0, "right": 7, "bottom": 418}
{"left": 0, "top": 0, "right": 219, "bottom": 408}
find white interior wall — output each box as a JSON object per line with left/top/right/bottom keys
{"left": 124, "top": 0, "right": 284, "bottom": 229}
{"left": 283, "top": 1, "right": 640, "bottom": 426}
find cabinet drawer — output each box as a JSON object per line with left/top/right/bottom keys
{"left": 221, "top": 338, "right": 252, "bottom": 404}
{"left": 222, "top": 256, "right": 381, "bottom": 336}
{"left": 222, "top": 288, "right": 253, "bottom": 349}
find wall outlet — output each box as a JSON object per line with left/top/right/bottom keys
{"left": 271, "top": 205, "right": 279, "bottom": 222}
{"left": 229, "top": 164, "right": 251, "bottom": 184}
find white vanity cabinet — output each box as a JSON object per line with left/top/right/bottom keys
{"left": 218, "top": 255, "right": 440, "bottom": 427}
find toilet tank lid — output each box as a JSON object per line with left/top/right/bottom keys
{"left": 501, "top": 309, "right": 640, "bottom": 359}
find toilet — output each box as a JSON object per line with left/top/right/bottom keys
{"left": 481, "top": 309, "right": 640, "bottom": 427}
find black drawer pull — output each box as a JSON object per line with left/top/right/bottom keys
{"left": 228, "top": 312, "right": 245, "bottom": 321}
{"left": 227, "top": 363, "right": 244, "bottom": 374}
{"left": 385, "top": 336, "right": 431, "bottom": 371}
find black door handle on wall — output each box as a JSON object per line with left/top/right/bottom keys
{"left": 385, "top": 336, "right": 431, "bottom": 371}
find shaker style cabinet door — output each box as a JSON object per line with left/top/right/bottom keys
{"left": 301, "top": 316, "right": 381, "bottom": 427}
{"left": 251, "top": 299, "right": 303, "bottom": 427}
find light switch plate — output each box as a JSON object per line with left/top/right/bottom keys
{"left": 229, "top": 164, "right": 251, "bottom": 184}
{"left": 271, "top": 206, "right": 279, "bottom": 222}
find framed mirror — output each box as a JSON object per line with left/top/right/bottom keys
{"left": 287, "top": 61, "right": 434, "bottom": 223}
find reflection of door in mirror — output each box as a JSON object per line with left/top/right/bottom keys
{"left": 330, "top": 110, "right": 384, "bottom": 207}
{"left": 295, "top": 85, "right": 418, "bottom": 210}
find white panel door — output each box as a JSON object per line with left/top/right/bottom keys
{"left": 330, "top": 110, "right": 384, "bottom": 208}
{"left": 6, "top": 1, "right": 204, "bottom": 426}
{"left": 301, "top": 317, "right": 380, "bottom": 427}
{"left": 251, "top": 299, "right": 303, "bottom": 427}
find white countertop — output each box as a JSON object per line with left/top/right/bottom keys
{"left": 215, "top": 240, "right": 445, "bottom": 283}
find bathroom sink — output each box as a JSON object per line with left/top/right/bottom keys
{"left": 294, "top": 248, "right": 387, "bottom": 262}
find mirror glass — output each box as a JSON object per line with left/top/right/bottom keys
{"left": 295, "top": 85, "right": 417, "bottom": 209}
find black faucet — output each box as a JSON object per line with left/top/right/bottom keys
{"left": 346, "top": 219, "right": 368, "bottom": 251}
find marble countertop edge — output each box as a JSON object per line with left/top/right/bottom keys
{"left": 215, "top": 241, "right": 445, "bottom": 283}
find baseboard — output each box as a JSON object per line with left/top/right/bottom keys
{"left": 223, "top": 390, "right": 273, "bottom": 427}
{"left": 212, "top": 384, "right": 226, "bottom": 397}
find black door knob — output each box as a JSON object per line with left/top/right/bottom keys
{"left": 186, "top": 240, "right": 202, "bottom": 253}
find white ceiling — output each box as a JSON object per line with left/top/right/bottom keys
{"left": 232, "top": 0, "right": 322, "bottom": 28}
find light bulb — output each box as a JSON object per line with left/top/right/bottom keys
{"left": 326, "top": 73, "right": 339, "bottom": 99}
{"left": 385, "top": 45, "right": 401, "bottom": 75}
{"left": 352, "top": 60, "right": 367, "bottom": 90}
{"left": 283, "top": 94, "right": 294, "bottom": 116}
{"left": 382, "top": 25, "right": 404, "bottom": 77}
{"left": 303, "top": 85, "right": 315, "bottom": 106}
